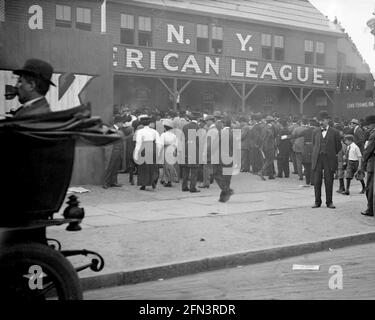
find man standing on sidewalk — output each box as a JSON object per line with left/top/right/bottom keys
{"left": 211, "top": 116, "right": 234, "bottom": 202}
{"left": 292, "top": 119, "right": 305, "bottom": 181}
{"left": 311, "top": 111, "right": 342, "bottom": 209}
{"left": 361, "top": 115, "right": 375, "bottom": 217}
{"left": 259, "top": 116, "right": 277, "bottom": 180}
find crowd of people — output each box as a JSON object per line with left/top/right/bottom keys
{"left": 103, "top": 104, "right": 375, "bottom": 214}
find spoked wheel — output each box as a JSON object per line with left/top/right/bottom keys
{"left": 0, "top": 242, "right": 83, "bottom": 300}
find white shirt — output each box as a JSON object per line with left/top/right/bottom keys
{"left": 347, "top": 142, "right": 362, "bottom": 161}
{"left": 321, "top": 125, "right": 329, "bottom": 139}
{"left": 133, "top": 126, "right": 162, "bottom": 161}
{"left": 23, "top": 96, "right": 44, "bottom": 107}
{"left": 160, "top": 130, "right": 177, "bottom": 147}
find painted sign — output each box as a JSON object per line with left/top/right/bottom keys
{"left": 114, "top": 23, "right": 335, "bottom": 88}
{"left": 347, "top": 100, "right": 375, "bottom": 109}
{"left": 114, "top": 46, "right": 334, "bottom": 88}
{"left": 0, "top": 70, "right": 94, "bottom": 117}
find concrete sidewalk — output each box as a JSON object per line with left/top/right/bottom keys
{"left": 48, "top": 172, "right": 375, "bottom": 291}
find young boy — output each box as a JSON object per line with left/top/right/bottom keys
{"left": 341, "top": 134, "right": 365, "bottom": 195}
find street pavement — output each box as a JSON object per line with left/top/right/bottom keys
{"left": 47, "top": 169, "right": 375, "bottom": 289}
{"left": 84, "top": 242, "right": 375, "bottom": 300}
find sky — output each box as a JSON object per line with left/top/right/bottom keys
{"left": 310, "top": 0, "right": 375, "bottom": 74}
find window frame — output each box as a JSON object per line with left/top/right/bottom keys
{"left": 261, "top": 33, "right": 272, "bottom": 60}
{"left": 304, "top": 39, "right": 314, "bottom": 65}
{"left": 274, "top": 35, "right": 285, "bottom": 61}
{"left": 76, "top": 6, "right": 92, "bottom": 31}
{"left": 138, "top": 16, "right": 152, "bottom": 47}
{"left": 211, "top": 25, "right": 223, "bottom": 54}
{"left": 197, "top": 24, "right": 209, "bottom": 53}
{"left": 315, "top": 41, "right": 326, "bottom": 66}
{"left": 56, "top": 4, "right": 72, "bottom": 28}
{"left": 120, "top": 13, "right": 135, "bottom": 45}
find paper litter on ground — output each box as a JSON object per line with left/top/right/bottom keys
{"left": 268, "top": 212, "right": 284, "bottom": 216}
{"left": 67, "top": 187, "right": 91, "bottom": 194}
{"left": 292, "top": 264, "right": 320, "bottom": 271}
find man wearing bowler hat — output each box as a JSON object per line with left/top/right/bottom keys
{"left": 11, "top": 58, "right": 55, "bottom": 118}
{"left": 349, "top": 118, "right": 365, "bottom": 153}
{"left": 361, "top": 115, "right": 375, "bottom": 217}
{"left": 311, "top": 111, "right": 342, "bottom": 209}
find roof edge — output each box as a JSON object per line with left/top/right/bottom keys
{"left": 108, "top": 0, "right": 344, "bottom": 38}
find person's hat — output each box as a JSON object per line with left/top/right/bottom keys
{"left": 350, "top": 118, "right": 360, "bottom": 125}
{"left": 213, "top": 110, "right": 223, "bottom": 119}
{"left": 365, "top": 115, "right": 375, "bottom": 125}
{"left": 163, "top": 119, "right": 174, "bottom": 128}
{"left": 239, "top": 116, "right": 248, "bottom": 122}
{"left": 355, "top": 170, "right": 365, "bottom": 181}
{"left": 205, "top": 115, "right": 215, "bottom": 122}
{"left": 13, "top": 59, "right": 56, "bottom": 86}
{"left": 265, "top": 115, "right": 275, "bottom": 122}
{"left": 318, "top": 110, "right": 330, "bottom": 120}
{"left": 188, "top": 111, "right": 201, "bottom": 121}
{"left": 251, "top": 113, "right": 261, "bottom": 121}
{"left": 139, "top": 115, "right": 152, "bottom": 125}
{"left": 344, "top": 134, "right": 354, "bottom": 140}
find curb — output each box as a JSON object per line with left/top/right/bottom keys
{"left": 80, "top": 231, "right": 375, "bottom": 292}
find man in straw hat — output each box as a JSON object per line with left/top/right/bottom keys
{"left": 11, "top": 58, "right": 55, "bottom": 118}
{"left": 311, "top": 111, "right": 342, "bottom": 209}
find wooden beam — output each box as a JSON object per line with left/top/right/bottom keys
{"left": 173, "top": 78, "right": 178, "bottom": 111}
{"left": 323, "top": 89, "right": 335, "bottom": 105}
{"left": 229, "top": 82, "right": 242, "bottom": 99}
{"left": 289, "top": 87, "right": 301, "bottom": 103}
{"left": 244, "top": 84, "right": 258, "bottom": 100}
{"left": 178, "top": 80, "right": 192, "bottom": 95}
{"left": 299, "top": 88, "right": 304, "bottom": 114}
{"left": 303, "top": 89, "right": 314, "bottom": 103}
{"left": 158, "top": 78, "right": 174, "bottom": 96}
{"left": 241, "top": 83, "right": 246, "bottom": 113}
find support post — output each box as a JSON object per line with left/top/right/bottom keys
{"left": 241, "top": 83, "right": 246, "bottom": 113}
{"left": 173, "top": 78, "right": 178, "bottom": 111}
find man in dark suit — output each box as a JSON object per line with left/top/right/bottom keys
{"left": 259, "top": 116, "right": 277, "bottom": 180}
{"left": 210, "top": 116, "right": 234, "bottom": 202}
{"left": 240, "top": 116, "right": 251, "bottom": 172}
{"left": 361, "top": 115, "right": 375, "bottom": 217}
{"left": 103, "top": 116, "right": 125, "bottom": 189}
{"left": 10, "top": 59, "right": 55, "bottom": 118}
{"left": 181, "top": 112, "right": 201, "bottom": 193}
{"left": 311, "top": 111, "right": 342, "bottom": 209}
{"left": 349, "top": 118, "right": 365, "bottom": 153}
{"left": 249, "top": 113, "right": 264, "bottom": 174}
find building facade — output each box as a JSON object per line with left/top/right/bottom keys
{"left": 1, "top": 0, "right": 374, "bottom": 184}
{"left": 109, "top": 0, "right": 343, "bottom": 117}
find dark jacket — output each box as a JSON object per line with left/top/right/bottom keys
{"left": 363, "top": 128, "right": 375, "bottom": 173}
{"left": 311, "top": 126, "right": 341, "bottom": 171}
{"left": 12, "top": 97, "right": 51, "bottom": 118}
{"left": 241, "top": 124, "right": 251, "bottom": 150}
{"left": 182, "top": 121, "right": 200, "bottom": 166}
{"left": 353, "top": 126, "right": 365, "bottom": 153}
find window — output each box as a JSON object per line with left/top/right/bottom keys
{"left": 56, "top": 4, "right": 71, "bottom": 28}
{"left": 197, "top": 24, "right": 209, "bottom": 53}
{"left": 316, "top": 41, "right": 325, "bottom": 66}
{"left": 120, "top": 14, "right": 135, "bottom": 45}
{"left": 76, "top": 7, "right": 91, "bottom": 31}
{"left": 0, "top": 0, "right": 5, "bottom": 22}
{"left": 274, "top": 35, "right": 284, "bottom": 61}
{"left": 138, "top": 16, "right": 152, "bottom": 47}
{"left": 304, "top": 40, "right": 314, "bottom": 64}
{"left": 212, "top": 26, "right": 223, "bottom": 54}
{"left": 261, "top": 34, "right": 272, "bottom": 60}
